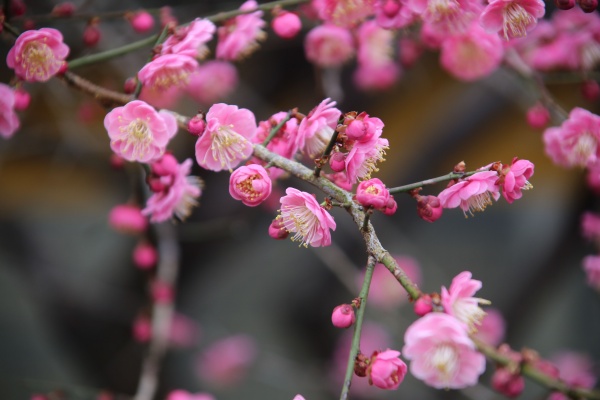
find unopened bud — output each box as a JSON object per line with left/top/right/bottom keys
{"left": 10, "top": 0, "right": 26, "bottom": 17}
{"left": 129, "top": 11, "right": 155, "bottom": 33}
{"left": 578, "top": 0, "right": 598, "bottom": 12}
{"left": 491, "top": 368, "right": 525, "bottom": 398}
{"left": 272, "top": 11, "right": 302, "bottom": 39}
{"left": 332, "top": 304, "right": 356, "bottom": 328}
{"left": 268, "top": 218, "right": 289, "bottom": 240}
{"left": 416, "top": 195, "right": 443, "bottom": 223}
{"left": 555, "top": 0, "right": 575, "bottom": 8}
{"left": 83, "top": 23, "right": 101, "bottom": 47}
{"left": 525, "top": 103, "right": 550, "bottom": 129}
{"left": 382, "top": 197, "right": 397, "bottom": 216}
{"left": 329, "top": 152, "right": 346, "bottom": 172}
{"left": 151, "top": 153, "right": 179, "bottom": 176}
{"left": 133, "top": 241, "right": 158, "bottom": 270}
{"left": 414, "top": 294, "right": 433, "bottom": 316}
{"left": 13, "top": 88, "right": 31, "bottom": 111}
{"left": 582, "top": 80, "right": 600, "bottom": 101}
{"left": 382, "top": 0, "right": 401, "bottom": 16}
{"left": 124, "top": 77, "right": 137, "bottom": 94}
{"left": 188, "top": 113, "right": 206, "bottom": 136}
{"left": 52, "top": 2, "right": 76, "bottom": 17}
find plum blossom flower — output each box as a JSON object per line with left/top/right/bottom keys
{"left": 296, "top": 98, "right": 342, "bottom": 158}
{"left": 441, "top": 271, "right": 490, "bottom": 332}
{"left": 229, "top": 164, "right": 272, "bottom": 207}
{"left": 473, "top": 308, "right": 506, "bottom": 346}
{"left": 129, "top": 11, "right": 155, "bottom": 33}
{"left": 195, "top": 103, "right": 257, "bottom": 172}
{"left": 279, "top": 187, "right": 337, "bottom": 247}
{"left": 104, "top": 100, "right": 178, "bottom": 163}
{"left": 403, "top": 312, "right": 486, "bottom": 389}
{"left": 345, "top": 137, "right": 389, "bottom": 183}
{"left": 498, "top": 158, "right": 534, "bottom": 204}
{"left": 252, "top": 111, "right": 300, "bottom": 179}
{"left": 272, "top": 11, "right": 302, "bottom": 39}
{"left": 186, "top": 61, "right": 238, "bottom": 105}
{"left": 166, "top": 390, "right": 215, "bottom": 400}
{"left": 304, "top": 24, "right": 355, "bottom": 68}
{"left": 416, "top": 195, "right": 443, "bottom": 222}
{"left": 312, "top": 0, "right": 377, "bottom": 27}
{"left": 0, "top": 83, "right": 20, "bottom": 139}
{"left": 161, "top": 18, "right": 216, "bottom": 59}
{"left": 480, "top": 0, "right": 545, "bottom": 40}
{"left": 216, "top": 0, "right": 266, "bottom": 61}
{"left": 143, "top": 157, "right": 203, "bottom": 222}
{"left": 406, "top": 0, "right": 481, "bottom": 36}
{"left": 368, "top": 349, "right": 408, "bottom": 390}
{"left": 138, "top": 54, "right": 198, "bottom": 92}
{"left": 7, "top": 28, "right": 69, "bottom": 82}
{"left": 197, "top": 334, "right": 257, "bottom": 387}
{"left": 375, "top": 0, "right": 417, "bottom": 29}
{"left": 437, "top": 170, "right": 501, "bottom": 216}
{"left": 355, "top": 178, "right": 391, "bottom": 209}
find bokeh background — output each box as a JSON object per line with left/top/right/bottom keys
{"left": 0, "top": 1, "right": 598, "bottom": 399}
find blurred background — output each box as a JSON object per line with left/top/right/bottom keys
{"left": 0, "top": 0, "right": 598, "bottom": 399}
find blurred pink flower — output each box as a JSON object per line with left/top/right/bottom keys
{"left": 480, "top": 0, "right": 545, "bottom": 40}
{"left": 437, "top": 170, "right": 501, "bottom": 216}
{"left": 0, "top": 83, "right": 20, "bottom": 139}
{"left": 7, "top": 28, "right": 69, "bottom": 82}
{"left": 296, "top": 98, "right": 342, "bottom": 158}
{"left": 403, "top": 312, "right": 486, "bottom": 389}
{"left": 197, "top": 334, "right": 257, "bottom": 387}
{"left": 129, "top": 11, "right": 155, "bottom": 33}
{"left": 166, "top": 390, "right": 215, "bottom": 400}
{"left": 279, "top": 187, "right": 337, "bottom": 247}
{"left": 139, "top": 85, "right": 183, "bottom": 109}
{"left": 441, "top": 271, "right": 490, "bottom": 332}
{"left": 416, "top": 195, "right": 443, "bottom": 223}
{"left": 312, "top": 0, "right": 377, "bottom": 27}
{"left": 473, "top": 308, "right": 506, "bottom": 346}
{"left": 368, "top": 349, "right": 408, "bottom": 389}
{"left": 272, "top": 11, "right": 302, "bottom": 39}
{"left": 132, "top": 241, "right": 157, "bottom": 270}
{"left": 186, "top": 61, "right": 238, "bottom": 105}
{"left": 583, "top": 255, "right": 600, "bottom": 291}
{"left": 406, "top": 0, "right": 481, "bottom": 35}
{"left": 216, "top": 0, "right": 266, "bottom": 61}
{"left": 492, "top": 367, "right": 525, "bottom": 397}
{"left": 229, "top": 164, "right": 272, "bottom": 207}
{"left": 252, "top": 111, "right": 300, "bottom": 179}
{"left": 138, "top": 54, "right": 198, "bottom": 92}
{"left": 581, "top": 212, "right": 600, "bottom": 240}
{"left": 161, "top": 18, "right": 215, "bottom": 59}
{"left": 498, "top": 158, "right": 534, "bottom": 204}
{"left": 375, "top": 0, "right": 417, "bottom": 29}
{"left": 304, "top": 25, "right": 355, "bottom": 68}
{"left": 353, "top": 62, "right": 401, "bottom": 91}
{"left": 548, "top": 351, "right": 597, "bottom": 400}
{"left": 104, "top": 100, "right": 177, "bottom": 163}
{"left": 362, "top": 257, "right": 421, "bottom": 309}
{"left": 195, "top": 103, "right": 257, "bottom": 172}
{"left": 108, "top": 204, "right": 148, "bottom": 234}
{"left": 526, "top": 103, "right": 551, "bottom": 129}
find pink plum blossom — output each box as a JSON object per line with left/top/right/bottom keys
{"left": 161, "top": 18, "right": 216, "bottom": 59}
{"left": 197, "top": 334, "right": 257, "bottom": 387}
{"left": 104, "top": 100, "right": 178, "bottom": 163}
{"left": 13, "top": 88, "right": 31, "bottom": 111}
{"left": 403, "top": 312, "right": 486, "bottom": 389}
{"left": 331, "top": 304, "right": 356, "bottom": 328}
{"left": 548, "top": 351, "right": 597, "bottom": 400}
{"left": 343, "top": 111, "right": 384, "bottom": 143}
{"left": 406, "top": 0, "right": 481, "bottom": 36}
{"left": 195, "top": 103, "right": 257, "bottom": 172}
{"left": 355, "top": 178, "right": 391, "bottom": 209}
{"left": 361, "top": 257, "right": 422, "bottom": 309}
{"left": 473, "top": 308, "right": 506, "bottom": 346}
{"left": 353, "top": 62, "right": 401, "bottom": 91}
{"left": 368, "top": 349, "right": 408, "bottom": 390}
{"left": 416, "top": 195, "right": 443, "bottom": 222}
{"left": 252, "top": 111, "right": 300, "bottom": 179}
{"left": 279, "top": 187, "right": 337, "bottom": 247}
{"left": 0, "top": 83, "right": 20, "bottom": 139}
{"left": 441, "top": 271, "right": 490, "bottom": 332}
{"left": 138, "top": 54, "right": 198, "bottom": 92}
{"left": 186, "top": 61, "right": 238, "bottom": 105}
{"left": 581, "top": 211, "right": 600, "bottom": 240}
{"left": 480, "top": 0, "right": 545, "bottom": 40}
{"left": 583, "top": 255, "right": 600, "bottom": 291}
{"left": 166, "top": 390, "right": 215, "bottom": 400}
{"left": 7, "top": 28, "right": 69, "bottom": 82}
{"left": 229, "top": 164, "right": 272, "bottom": 207}
{"left": 526, "top": 103, "right": 551, "bottom": 129}
{"left": 312, "top": 0, "right": 377, "bottom": 27}
{"left": 437, "top": 170, "right": 501, "bottom": 216}
{"left": 543, "top": 107, "right": 600, "bottom": 168}
{"left": 108, "top": 204, "right": 148, "bottom": 234}
{"left": 268, "top": 217, "right": 289, "bottom": 240}
{"left": 304, "top": 25, "right": 355, "bottom": 68}
{"left": 216, "top": 0, "right": 266, "bottom": 61}
{"left": 345, "top": 137, "right": 389, "bottom": 183}
{"left": 439, "top": 22, "right": 504, "bottom": 81}
{"left": 129, "top": 11, "right": 155, "bottom": 33}
{"left": 498, "top": 158, "right": 534, "bottom": 204}
{"left": 375, "top": 0, "right": 417, "bottom": 29}
{"left": 272, "top": 11, "right": 302, "bottom": 39}
{"left": 143, "top": 157, "right": 203, "bottom": 222}
{"left": 296, "top": 98, "right": 342, "bottom": 158}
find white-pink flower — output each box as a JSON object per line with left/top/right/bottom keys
{"left": 7, "top": 28, "right": 69, "bottom": 82}
{"left": 296, "top": 98, "right": 342, "bottom": 158}
{"left": 304, "top": 24, "right": 355, "bottom": 68}
{"left": 229, "top": 164, "right": 272, "bottom": 207}
{"left": 161, "top": 18, "right": 216, "bottom": 59}
{"left": 480, "top": 0, "right": 545, "bottom": 40}
{"left": 0, "top": 83, "right": 20, "bottom": 139}
{"left": 441, "top": 271, "right": 490, "bottom": 332}
{"left": 104, "top": 100, "right": 177, "bottom": 163}
{"left": 195, "top": 103, "right": 257, "bottom": 172}
{"left": 403, "top": 312, "right": 486, "bottom": 389}
{"left": 216, "top": 0, "right": 266, "bottom": 61}
{"left": 279, "top": 187, "right": 337, "bottom": 247}
{"left": 438, "top": 170, "right": 501, "bottom": 216}
{"left": 138, "top": 54, "right": 198, "bottom": 92}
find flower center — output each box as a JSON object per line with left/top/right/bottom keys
{"left": 119, "top": 118, "right": 153, "bottom": 159}
{"left": 465, "top": 191, "right": 493, "bottom": 216}
{"left": 22, "top": 42, "right": 59, "bottom": 80}
{"left": 208, "top": 125, "right": 250, "bottom": 170}
{"left": 236, "top": 174, "right": 261, "bottom": 200}
{"left": 453, "top": 297, "right": 490, "bottom": 332}
{"left": 502, "top": 3, "right": 536, "bottom": 39}
{"left": 430, "top": 343, "right": 459, "bottom": 381}
{"left": 152, "top": 68, "right": 191, "bottom": 92}
{"left": 572, "top": 132, "right": 597, "bottom": 165}
{"left": 280, "top": 204, "right": 320, "bottom": 247}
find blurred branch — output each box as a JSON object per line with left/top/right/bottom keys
{"left": 388, "top": 170, "right": 478, "bottom": 194}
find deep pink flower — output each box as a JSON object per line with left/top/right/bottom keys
{"left": 252, "top": 111, "right": 300, "bottom": 179}
{"left": 143, "top": 158, "right": 202, "bottom": 222}
{"left": 403, "top": 312, "right": 486, "bottom": 389}
{"left": 472, "top": 308, "right": 506, "bottom": 346}
{"left": 416, "top": 195, "right": 443, "bottom": 222}
{"left": 186, "top": 61, "right": 238, "bottom": 105}
{"left": 108, "top": 204, "right": 148, "bottom": 234}
{"left": 345, "top": 137, "right": 389, "bottom": 183}
{"left": 304, "top": 25, "right": 355, "bottom": 68}
{"left": 331, "top": 304, "right": 356, "bottom": 328}
{"left": 195, "top": 103, "right": 257, "bottom": 172}
{"left": 272, "top": 11, "right": 302, "bottom": 39}
{"left": 7, "top": 28, "right": 69, "bottom": 82}
{"left": 498, "top": 158, "right": 534, "bottom": 204}
{"left": 368, "top": 349, "right": 408, "bottom": 389}
{"left": 229, "top": 164, "right": 272, "bottom": 207}
{"left": 216, "top": 0, "right": 266, "bottom": 61}
{"left": 440, "top": 22, "right": 504, "bottom": 81}
{"left": 138, "top": 54, "right": 198, "bottom": 92}
{"left": 0, "top": 83, "right": 20, "bottom": 139}
{"left": 480, "top": 0, "right": 545, "bottom": 40}
{"left": 197, "top": 334, "right": 257, "bottom": 387}
{"left": 129, "top": 11, "right": 155, "bottom": 33}
{"left": 441, "top": 271, "right": 490, "bottom": 332}
{"left": 104, "top": 100, "right": 177, "bottom": 163}
{"left": 329, "top": 151, "right": 346, "bottom": 171}
{"left": 297, "top": 98, "right": 342, "bottom": 158}
{"left": 161, "top": 18, "right": 215, "bottom": 59}
{"left": 360, "top": 257, "right": 422, "bottom": 309}
{"left": 491, "top": 367, "right": 525, "bottom": 397}
{"left": 279, "top": 187, "right": 337, "bottom": 247}
{"left": 437, "top": 170, "right": 501, "bottom": 216}
{"left": 375, "top": 0, "right": 417, "bottom": 29}
{"left": 343, "top": 111, "right": 384, "bottom": 143}
{"left": 311, "top": 0, "right": 377, "bottom": 27}
{"left": 414, "top": 295, "right": 433, "bottom": 316}
{"left": 406, "top": 0, "right": 481, "bottom": 35}
{"left": 166, "top": 390, "right": 215, "bottom": 400}
{"left": 356, "top": 178, "right": 391, "bottom": 209}
{"left": 268, "top": 217, "right": 289, "bottom": 240}
{"left": 583, "top": 255, "right": 600, "bottom": 291}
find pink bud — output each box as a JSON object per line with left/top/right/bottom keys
{"left": 108, "top": 204, "right": 148, "bottom": 234}
{"left": 331, "top": 304, "right": 356, "bottom": 328}
{"left": 582, "top": 80, "right": 600, "bottom": 101}
{"left": 329, "top": 152, "right": 346, "bottom": 172}
{"left": 414, "top": 294, "right": 433, "bottom": 316}
{"left": 368, "top": 349, "right": 408, "bottom": 390}
{"left": 382, "top": 197, "right": 398, "bottom": 216}
{"left": 534, "top": 358, "right": 560, "bottom": 379}
{"left": 151, "top": 153, "right": 179, "bottom": 176}
{"left": 166, "top": 390, "right": 215, "bottom": 400}
{"left": 147, "top": 176, "right": 169, "bottom": 193}
{"left": 10, "top": 0, "right": 26, "bottom": 17}
{"left": 382, "top": 0, "right": 402, "bottom": 16}
{"left": 399, "top": 38, "right": 423, "bottom": 68}
{"left": 124, "top": 77, "right": 137, "bottom": 94}
{"left": 268, "top": 218, "right": 289, "bottom": 240}
{"left": 152, "top": 280, "right": 174, "bottom": 304}
{"left": 129, "top": 11, "right": 155, "bottom": 33}
{"left": 346, "top": 119, "right": 368, "bottom": 141}
{"left": 133, "top": 314, "right": 152, "bottom": 342}
{"left": 23, "top": 19, "right": 35, "bottom": 30}
{"left": 356, "top": 178, "right": 391, "bottom": 209}
{"left": 416, "top": 195, "right": 443, "bottom": 223}
{"left": 491, "top": 368, "right": 525, "bottom": 398}
{"left": 133, "top": 242, "right": 158, "bottom": 270}
{"left": 110, "top": 154, "right": 126, "bottom": 169}
{"left": 272, "top": 11, "right": 302, "bottom": 39}
{"left": 526, "top": 103, "right": 550, "bottom": 129}
{"left": 83, "top": 23, "right": 101, "bottom": 47}
{"left": 188, "top": 114, "right": 206, "bottom": 136}
{"left": 13, "top": 88, "right": 31, "bottom": 111}
{"left": 555, "top": 0, "right": 575, "bottom": 8}
{"left": 578, "top": 0, "right": 598, "bottom": 12}
{"left": 52, "top": 2, "right": 76, "bottom": 17}
{"left": 160, "top": 6, "right": 178, "bottom": 28}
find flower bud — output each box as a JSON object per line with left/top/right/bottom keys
{"left": 188, "top": 113, "right": 206, "bottom": 136}
{"left": 578, "top": 0, "right": 598, "bottom": 12}
{"left": 151, "top": 153, "right": 179, "bottom": 176}
{"left": 52, "top": 2, "right": 75, "bottom": 17}
{"left": 416, "top": 195, "right": 443, "bottom": 223}
{"left": 356, "top": 178, "right": 391, "bottom": 209}
{"left": 331, "top": 304, "right": 355, "bottom": 328}
{"left": 13, "top": 88, "right": 31, "bottom": 111}
{"left": 124, "top": 77, "right": 137, "bottom": 94}
{"left": 160, "top": 6, "right": 178, "bottom": 28}
{"left": 83, "top": 23, "right": 101, "bottom": 47}
{"left": 272, "top": 11, "right": 302, "bottom": 39}
{"left": 133, "top": 314, "right": 152, "bottom": 342}
{"left": 268, "top": 218, "right": 289, "bottom": 240}
{"left": 526, "top": 103, "right": 550, "bottom": 129}
{"left": 491, "top": 367, "right": 525, "bottom": 398}
{"left": 108, "top": 204, "right": 148, "bottom": 234}
{"left": 10, "top": 0, "right": 26, "bottom": 17}
{"left": 382, "top": 197, "right": 397, "bottom": 216}
{"left": 152, "top": 280, "right": 174, "bottom": 304}
{"left": 133, "top": 241, "right": 158, "bottom": 270}
{"left": 582, "top": 80, "right": 600, "bottom": 101}
{"left": 329, "top": 152, "right": 346, "bottom": 172}
{"left": 382, "top": 0, "right": 402, "bottom": 16}
{"left": 129, "top": 11, "right": 155, "bottom": 33}
{"left": 110, "top": 154, "right": 126, "bottom": 170}
{"left": 555, "top": 0, "right": 575, "bottom": 8}
{"left": 368, "top": 349, "right": 408, "bottom": 390}
{"left": 414, "top": 294, "right": 433, "bottom": 316}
